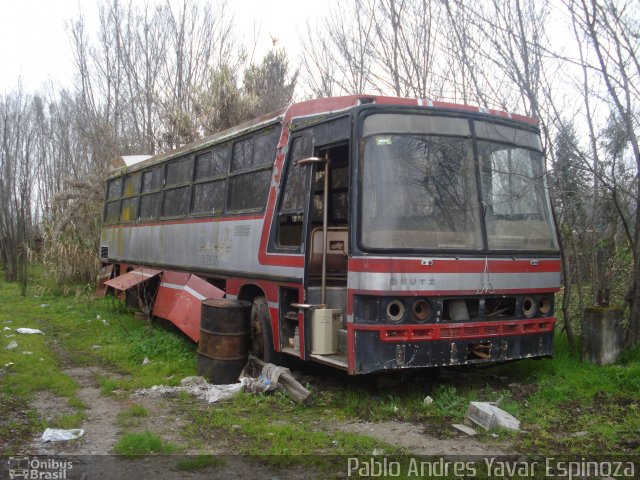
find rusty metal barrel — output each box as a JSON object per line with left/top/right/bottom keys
{"left": 197, "top": 298, "right": 251, "bottom": 385}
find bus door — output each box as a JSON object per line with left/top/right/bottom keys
{"left": 271, "top": 116, "right": 352, "bottom": 364}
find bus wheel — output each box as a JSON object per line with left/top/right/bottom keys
{"left": 250, "top": 296, "right": 277, "bottom": 363}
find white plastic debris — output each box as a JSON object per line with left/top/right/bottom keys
{"left": 4, "top": 362, "right": 14, "bottom": 367}
{"left": 423, "top": 395, "right": 433, "bottom": 405}
{"left": 16, "top": 328, "right": 44, "bottom": 335}
{"left": 372, "top": 448, "right": 385, "bottom": 456}
{"left": 135, "top": 375, "right": 249, "bottom": 404}
{"left": 102, "top": 319, "right": 110, "bottom": 326}
{"left": 40, "top": 304, "right": 49, "bottom": 308}
{"left": 6, "top": 340, "right": 18, "bottom": 350}
{"left": 465, "top": 401, "right": 521, "bottom": 431}
{"left": 393, "top": 406, "right": 399, "bottom": 413}
{"left": 3, "top": 327, "right": 10, "bottom": 331}
{"left": 246, "top": 363, "right": 290, "bottom": 393}
{"left": 22, "top": 351, "right": 33, "bottom": 355}
{"left": 41, "top": 428, "right": 84, "bottom": 442}
{"left": 142, "top": 357, "right": 150, "bottom": 365}
{"left": 92, "top": 345, "right": 101, "bottom": 349}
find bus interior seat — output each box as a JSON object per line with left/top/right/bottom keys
{"left": 309, "top": 227, "right": 348, "bottom": 276}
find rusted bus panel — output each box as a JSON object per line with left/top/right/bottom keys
{"left": 104, "top": 267, "right": 162, "bottom": 291}
{"left": 101, "top": 218, "right": 304, "bottom": 281}
{"left": 152, "top": 271, "right": 225, "bottom": 342}
{"left": 348, "top": 324, "right": 555, "bottom": 374}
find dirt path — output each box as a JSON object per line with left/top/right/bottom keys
{"left": 28, "top": 366, "right": 124, "bottom": 455}
{"left": 23, "top": 364, "right": 314, "bottom": 479}
{"left": 335, "top": 420, "right": 505, "bottom": 456}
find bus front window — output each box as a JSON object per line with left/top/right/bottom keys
{"left": 359, "top": 113, "right": 559, "bottom": 253}
{"left": 360, "top": 133, "right": 482, "bottom": 250}
{"left": 479, "top": 142, "right": 558, "bottom": 251}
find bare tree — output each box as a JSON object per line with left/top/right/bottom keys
{"left": 0, "top": 87, "right": 35, "bottom": 294}
{"left": 564, "top": 0, "right": 640, "bottom": 345}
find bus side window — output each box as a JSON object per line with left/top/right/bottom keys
{"left": 278, "top": 134, "right": 312, "bottom": 247}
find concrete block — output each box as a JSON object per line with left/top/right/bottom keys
{"left": 581, "top": 307, "right": 624, "bottom": 365}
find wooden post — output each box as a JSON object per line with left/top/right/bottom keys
{"left": 247, "top": 356, "right": 313, "bottom": 405}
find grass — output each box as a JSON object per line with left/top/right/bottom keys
{"left": 3, "top": 270, "right": 197, "bottom": 391}
{"left": 183, "top": 389, "right": 398, "bottom": 473}
{"left": 113, "top": 431, "right": 177, "bottom": 456}
{"left": 116, "top": 404, "right": 149, "bottom": 428}
{"left": 50, "top": 411, "right": 86, "bottom": 429}
{"left": 0, "top": 267, "right": 197, "bottom": 454}
{"left": 121, "top": 404, "right": 149, "bottom": 418}
{"left": 98, "top": 377, "right": 120, "bottom": 396}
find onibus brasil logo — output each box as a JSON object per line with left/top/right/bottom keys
{"left": 8, "top": 456, "right": 73, "bottom": 479}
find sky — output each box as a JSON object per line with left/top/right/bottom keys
{"left": 0, "top": 0, "right": 324, "bottom": 93}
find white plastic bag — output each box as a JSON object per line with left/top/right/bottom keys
{"left": 41, "top": 428, "right": 84, "bottom": 442}
{"left": 16, "top": 328, "right": 44, "bottom": 335}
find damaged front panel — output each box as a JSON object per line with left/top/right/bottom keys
{"left": 352, "top": 329, "right": 554, "bottom": 374}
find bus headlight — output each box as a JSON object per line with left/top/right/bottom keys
{"left": 522, "top": 296, "right": 536, "bottom": 318}
{"left": 412, "top": 299, "right": 431, "bottom": 322}
{"left": 538, "top": 295, "right": 553, "bottom": 316}
{"left": 386, "top": 299, "right": 405, "bottom": 323}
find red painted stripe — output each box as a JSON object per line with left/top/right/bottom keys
{"left": 283, "top": 96, "right": 538, "bottom": 127}
{"left": 347, "top": 323, "right": 356, "bottom": 374}
{"left": 351, "top": 318, "right": 556, "bottom": 342}
{"left": 256, "top": 121, "right": 305, "bottom": 268}
{"left": 348, "top": 258, "right": 561, "bottom": 274}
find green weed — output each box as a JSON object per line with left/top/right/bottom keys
{"left": 99, "top": 377, "right": 120, "bottom": 396}
{"left": 113, "top": 431, "right": 177, "bottom": 456}
{"left": 116, "top": 404, "right": 149, "bottom": 428}
{"left": 121, "top": 404, "right": 148, "bottom": 417}
{"left": 67, "top": 396, "right": 87, "bottom": 410}
{"left": 51, "top": 412, "right": 86, "bottom": 429}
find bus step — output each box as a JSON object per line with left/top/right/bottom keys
{"left": 281, "top": 346, "right": 300, "bottom": 357}
{"left": 310, "top": 353, "right": 348, "bottom": 370}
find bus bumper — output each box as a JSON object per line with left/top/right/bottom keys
{"left": 351, "top": 327, "right": 555, "bottom": 374}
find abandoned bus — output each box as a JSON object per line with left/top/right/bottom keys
{"left": 97, "top": 95, "right": 560, "bottom": 374}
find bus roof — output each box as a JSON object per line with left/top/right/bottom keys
{"left": 107, "top": 95, "right": 538, "bottom": 178}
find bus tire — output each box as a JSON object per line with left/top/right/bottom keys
{"left": 250, "top": 296, "right": 285, "bottom": 365}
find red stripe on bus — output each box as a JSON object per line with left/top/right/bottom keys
{"left": 349, "top": 318, "right": 556, "bottom": 342}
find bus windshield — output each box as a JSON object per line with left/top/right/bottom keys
{"left": 359, "top": 113, "right": 558, "bottom": 252}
